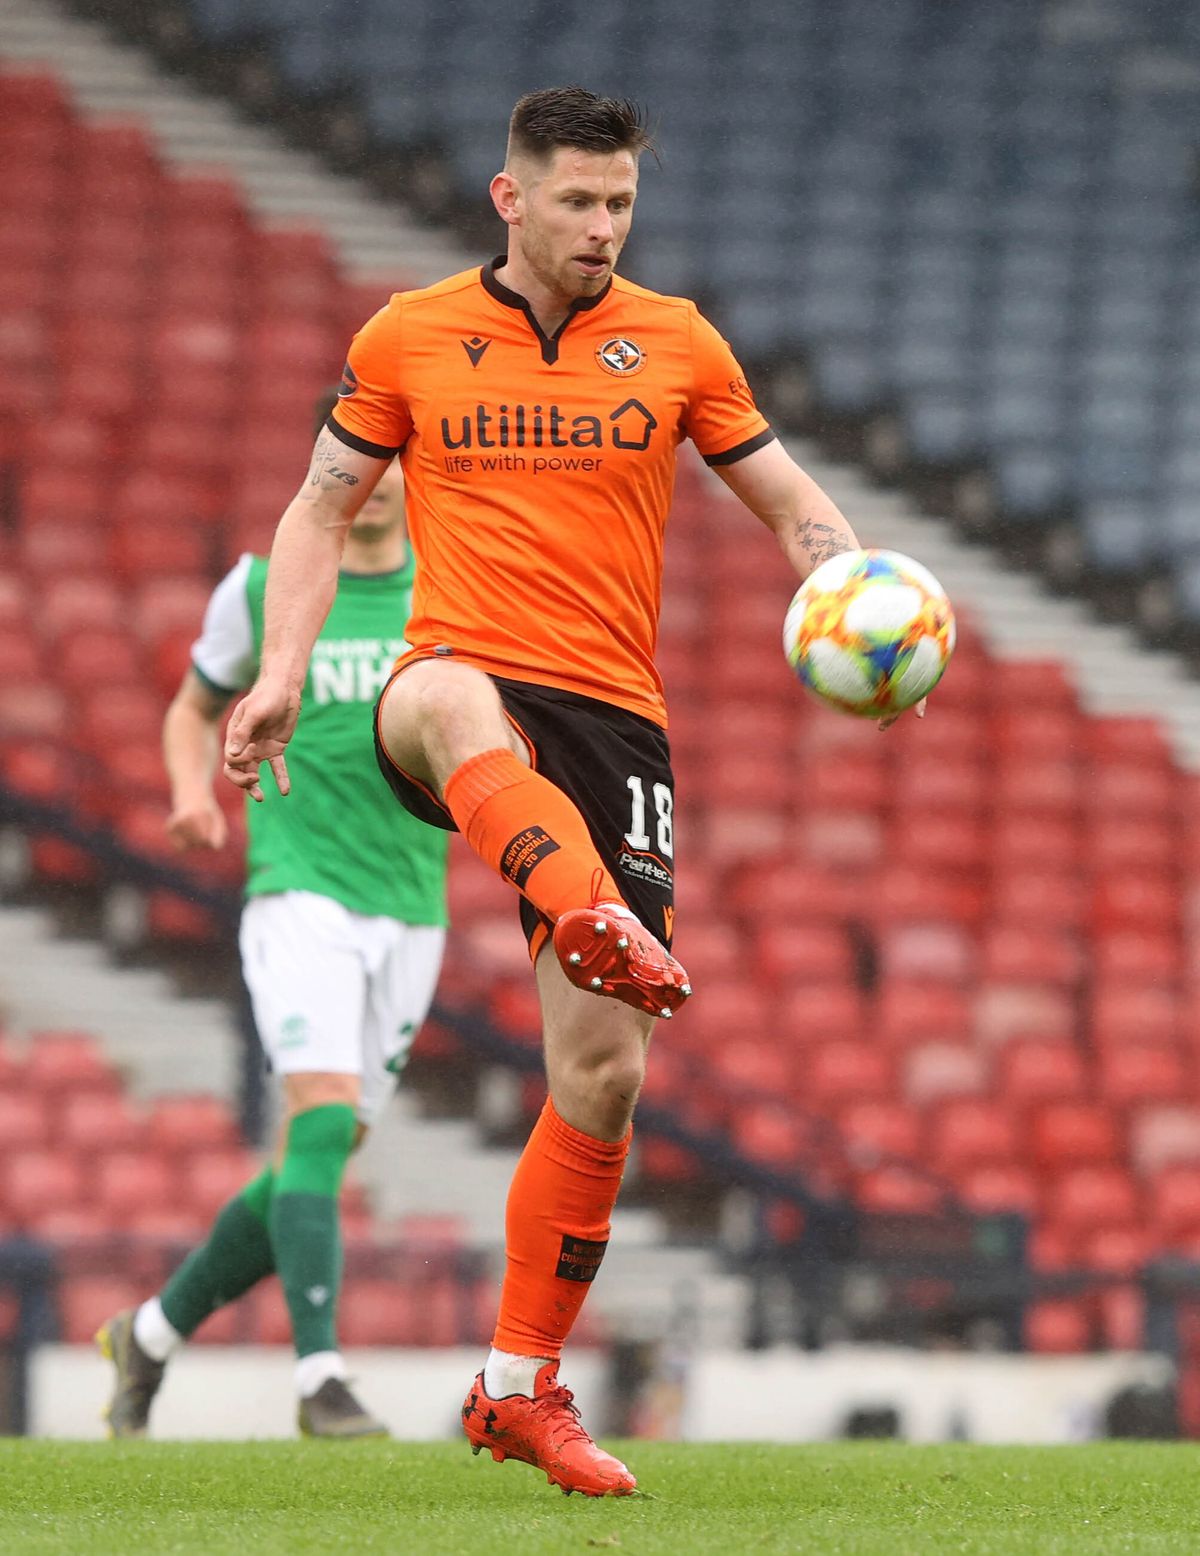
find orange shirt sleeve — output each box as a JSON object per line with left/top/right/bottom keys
{"left": 685, "top": 304, "right": 775, "bottom": 466}
{"left": 326, "top": 298, "right": 413, "bottom": 458}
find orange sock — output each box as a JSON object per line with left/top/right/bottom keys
{"left": 443, "top": 748, "right": 621, "bottom": 921}
{"left": 492, "top": 1099, "right": 630, "bottom": 1357}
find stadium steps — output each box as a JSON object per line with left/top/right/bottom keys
{"left": 0, "top": 905, "right": 239, "bottom": 1098}
{"left": 0, "top": 0, "right": 461, "bottom": 282}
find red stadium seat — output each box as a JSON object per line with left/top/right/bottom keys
{"left": 995, "top": 1040, "right": 1089, "bottom": 1107}
{"left": 0, "top": 1092, "right": 53, "bottom": 1151}
{"left": 1090, "top": 818, "right": 1176, "bottom": 872}
{"left": 3, "top": 1150, "right": 87, "bottom": 1224}
{"left": 1024, "top": 1299, "right": 1091, "bottom": 1354}
{"left": 889, "top": 755, "right": 988, "bottom": 814}
{"left": 1084, "top": 1225, "right": 1151, "bottom": 1276}
{"left": 1130, "top": 1107, "right": 1200, "bottom": 1176}
{"left": 95, "top": 1151, "right": 176, "bottom": 1218}
{"left": 874, "top": 982, "right": 972, "bottom": 1048}
{"left": 708, "top": 1038, "right": 796, "bottom": 1098}
{"left": 928, "top": 1099, "right": 1020, "bottom": 1175}
{"left": 0, "top": 630, "right": 44, "bottom": 682}
{"left": 109, "top": 518, "right": 212, "bottom": 580}
{"left": 1098, "top": 1047, "right": 1190, "bottom": 1109}
{"left": 837, "top": 1100, "right": 922, "bottom": 1166}
{"left": 867, "top": 867, "right": 983, "bottom": 926}
{"left": 40, "top": 575, "right": 125, "bottom": 638}
{"left": 779, "top": 984, "right": 866, "bottom": 1046}
{"left": 180, "top": 1148, "right": 261, "bottom": 1222}
{"left": 729, "top": 1102, "right": 808, "bottom": 1170}
{"left": 1085, "top": 717, "right": 1172, "bottom": 766}
{"left": 988, "top": 815, "right": 1080, "bottom": 870}
{"left": 56, "top": 628, "right": 144, "bottom": 696}
{"left": 147, "top": 1095, "right": 240, "bottom": 1154}
{"left": 1090, "top": 983, "right": 1182, "bottom": 1050}
{"left": 1029, "top": 1102, "right": 1122, "bottom": 1170}
{"left": 1090, "top": 928, "right": 1182, "bottom": 985}
{"left": 979, "top": 924, "right": 1084, "bottom": 989}
{"left": 752, "top": 922, "right": 857, "bottom": 986}
{"left": 973, "top": 985, "right": 1076, "bottom": 1047}
{"left": 855, "top": 1165, "right": 944, "bottom": 1215}
{"left": 1044, "top": 1165, "right": 1140, "bottom": 1236}
{"left": 989, "top": 869, "right": 1087, "bottom": 931}
{"left": 58, "top": 1277, "right": 145, "bottom": 1343}
{"left": 1149, "top": 1166, "right": 1200, "bottom": 1242}
{"left": 24, "top": 1031, "right": 119, "bottom": 1097}
{"left": 0, "top": 682, "right": 69, "bottom": 738}
{"left": 991, "top": 758, "right": 1079, "bottom": 815}
{"left": 875, "top": 923, "right": 975, "bottom": 984}
{"left": 339, "top": 1279, "right": 416, "bottom": 1346}
{"left": 890, "top": 812, "right": 987, "bottom": 874}
{"left": 804, "top": 1041, "right": 894, "bottom": 1108}
{"left": 1084, "top": 764, "right": 1176, "bottom": 817}
{"left": 675, "top": 981, "right": 772, "bottom": 1053}
{"left": 58, "top": 1093, "right": 145, "bottom": 1152}
{"left": 75, "top": 684, "right": 163, "bottom": 754}
{"left": 958, "top": 1164, "right": 1039, "bottom": 1214}
{"left": 903, "top": 1043, "right": 988, "bottom": 1106}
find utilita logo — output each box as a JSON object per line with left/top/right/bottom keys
{"left": 440, "top": 398, "right": 657, "bottom": 452}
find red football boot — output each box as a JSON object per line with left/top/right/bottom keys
{"left": 462, "top": 1364, "right": 636, "bottom": 1497}
{"left": 553, "top": 902, "right": 692, "bottom": 1020}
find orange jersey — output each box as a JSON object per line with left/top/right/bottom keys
{"left": 328, "top": 260, "right": 772, "bottom": 726}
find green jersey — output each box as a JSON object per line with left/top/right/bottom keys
{"left": 192, "top": 552, "right": 448, "bottom": 924}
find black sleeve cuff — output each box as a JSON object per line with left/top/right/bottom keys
{"left": 192, "top": 661, "right": 242, "bottom": 698}
{"left": 325, "top": 412, "right": 402, "bottom": 460}
{"left": 703, "top": 427, "right": 777, "bottom": 467}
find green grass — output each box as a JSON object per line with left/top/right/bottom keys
{"left": 0, "top": 1441, "right": 1197, "bottom": 1555}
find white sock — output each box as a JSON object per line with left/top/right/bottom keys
{"left": 483, "top": 1348, "right": 551, "bottom": 1400}
{"left": 133, "top": 1297, "right": 183, "bottom": 1363}
{"left": 295, "top": 1350, "right": 347, "bottom": 1399}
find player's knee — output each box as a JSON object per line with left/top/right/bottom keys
{"left": 576, "top": 1044, "right": 646, "bottom": 1118}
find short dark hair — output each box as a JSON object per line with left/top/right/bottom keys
{"left": 313, "top": 386, "right": 340, "bottom": 440}
{"left": 507, "top": 86, "right": 653, "bottom": 164}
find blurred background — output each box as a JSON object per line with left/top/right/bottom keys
{"left": 2, "top": 0, "right": 1200, "bottom": 1441}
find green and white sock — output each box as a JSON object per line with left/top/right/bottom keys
{"left": 149, "top": 1167, "right": 277, "bottom": 1352}
{"left": 269, "top": 1103, "right": 356, "bottom": 1365}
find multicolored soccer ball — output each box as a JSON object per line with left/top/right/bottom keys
{"left": 783, "top": 549, "right": 955, "bottom": 717}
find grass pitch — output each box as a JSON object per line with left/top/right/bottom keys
{"left": 0, "top": 1440, "right": 1196, "bottom": 1555}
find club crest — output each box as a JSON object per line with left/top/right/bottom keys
{"left": 596, "top": 337, "right": 646, "bottom": 376}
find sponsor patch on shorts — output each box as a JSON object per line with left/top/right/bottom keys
{"left": 555, "top": 1234, "right": 608, "bottom": 1283}
{"left": 501, "top": 827, "right": 560, "bottom": 890}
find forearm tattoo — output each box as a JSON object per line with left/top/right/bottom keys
{"left": 306, "top": 429, "right": 360, "bottom": 491}
{"left": 794, "top": 518, "right": 853, "bottom": 567}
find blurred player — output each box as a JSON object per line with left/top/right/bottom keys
{"left": 224, "top": 89, "right": 873, "bottom": 1492}
{"left": 98, "top": 390, "right": 449, "bottom": 1440}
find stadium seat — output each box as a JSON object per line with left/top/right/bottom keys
{"left": 903, "top": 1044, "right": 989, "bottom": 1107}
{"left": 958, "top": 1163, "right": 1039, "bottom": 1215}
{"left": 779, "top": 984, "right": 866, "bottom": 1046}
{"left": 58, "top": 1093, "right": 145, "bottom": 1152}
{"left": 58, "top": 1276, "right": 145, "bottom": 1344}
{"left": 1044, "top": 1165, "right": 1141, "bottom": 1236}
{"left": 874, "top": 982, "right": 972, "bottom": 1048}
{"left": 1149, "top": 1165, "right": 1200, "bottom": 1242}
{"left": 1098, "top": 1047, "right": 1191, "bottom": 1109}
{"left": 95, "top": 1152, "right": 177, "bottom": 1219}
{"left": 928, "top": 1099, "right": 1020, "bottom": 1175}
{"left": 836, "top": 1100, "right": 922, "bottom": 1167}
{"left": 147, "top": 1095, "right": 240, "bottom": 1154}
{"left": 855, "top": 1164, "right": 945, "bottom": 1215}
{"left": 996, "top": 1040, "right": 1089, "bottom": 1106}
{"left": 1030, "top": 1102, "right": 1122, "bottom": 1170}
{"left": 804, "top": 1041, "right": 894, "bottom": 1108}
{"left": 1130, "top": 1107, "right": 1200, "bottom": 1176}
{"left": 3, "top": 1151, "right": 87, "bottom": 1225}
{"left": 23, "top": 1032, "right": 119, "bottom": 1097}
{"left": 0, "top": 1092, "right": 53, "bottom": 1152}
{"left": 1024, "top": 1299, "right": 1092, "bottom": 1354}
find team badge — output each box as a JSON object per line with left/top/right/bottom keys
{"left": 596, "top": 337, "right": 646, "bottom": 376}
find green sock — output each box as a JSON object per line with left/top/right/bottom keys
{"left": 159, "top": 1168, "right": 276, "bottom": 1338}
{"left": 269, "top": 1104, "right": 356, "bottom": 1358}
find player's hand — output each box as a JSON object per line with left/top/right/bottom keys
{"left": 223, "top": 677, "right": 301, "bottom": 802}
{"left": 166, "top": 798, "right": 228, "bottom": 852}
{"left": 878, "top": 697, "right": 927, "bottom": 732}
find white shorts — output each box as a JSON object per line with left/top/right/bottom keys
{"left": 239, "top": 891, "right": 445, "bottom": 1126}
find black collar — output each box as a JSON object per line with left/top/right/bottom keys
{"left": 481, "top": 256, "right": 610, "bottom": 365}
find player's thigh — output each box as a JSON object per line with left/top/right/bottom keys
{"left": 358, "top": 923, "right": 447, "bottom": 1126}
{"left": 377, "top": 659, "right": 527, "bottom": 791}
{"left": 239, "top": 891, "right": 369, "bottom": 1083}
{"left": 536, "top": 944, "right": 653, "bottom": 1140}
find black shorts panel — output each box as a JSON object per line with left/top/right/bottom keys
{"left": 374, "top": 675, "right": 675, "bottom": 949}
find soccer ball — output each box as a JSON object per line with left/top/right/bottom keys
{"left": 783, "top": 549, "right": 955, "bottom": 718}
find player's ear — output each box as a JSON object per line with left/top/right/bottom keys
{"left": 490, "top": 169, "right": 522, "bottom": 226}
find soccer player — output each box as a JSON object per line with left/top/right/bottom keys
{"left": 98, "top": 391, "right": 449, "bottom": 1440}
{"left": 223, "top": 88, "right": 872, "bottom": 1493}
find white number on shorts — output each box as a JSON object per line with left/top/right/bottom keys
{"left": 625, "top": 775, "right": 674, "bottom": 860}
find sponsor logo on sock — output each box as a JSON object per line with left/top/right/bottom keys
{"left": 305, "top": 1286, "right": 330, "bottom": 1307}
{"left": 501, "top": 827, "right": 561, "bottom": 891}
{"left": 555, "top": 1234, "right": 608, "bottom": 1283}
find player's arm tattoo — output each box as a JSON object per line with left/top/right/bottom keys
{"left": 794, "top": 518, "right": 853, "bottom": 568}
{"left": 305, "top": 428, "right": 361, "bottom": 492}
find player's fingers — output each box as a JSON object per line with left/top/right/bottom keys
{"left": 915, "top": 698, "right": 928, "bottom": 719}
{"left": 268, "top": 753, "right": 290, "bottom": 797}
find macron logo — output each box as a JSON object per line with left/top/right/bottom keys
{"left": 461, "top": 336, "right": 492, "bottom": 368}
{"left": 305, "top": 1286, "right": 330, "bottom": 1307}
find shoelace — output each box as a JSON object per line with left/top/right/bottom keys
{"left": 531, "top": 1383, "right": 594, "bottom": 1447}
